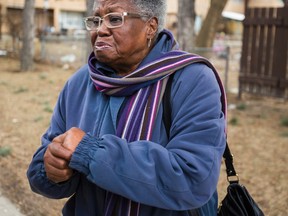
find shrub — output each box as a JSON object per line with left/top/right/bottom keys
{"left": 280, "top": 132, "right": 288, "bottom": 137}
{"left": 236, "top": 103, "right": 247, "bottom": 111}
{"left": 14, "top": 86, "right": 29, "bottom": 94}
{"left": 229, "top": 117, "right": 239, "bottom": 125}
{"left": 280, "top": 117, "right": 288, "bottom": 127}
{"left": 0, "top": 146, "right": 12, "bottom": 157}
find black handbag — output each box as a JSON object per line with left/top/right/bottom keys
{"left": 217, "top": 143, "right": 265, "bottom": 216}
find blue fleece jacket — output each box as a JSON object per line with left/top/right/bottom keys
{"left": 27, "top": 31, "right": 226, "bottom": 216}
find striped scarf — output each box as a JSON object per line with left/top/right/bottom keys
{"left": 88, "top": 36, "right": 226, "bottom": 216}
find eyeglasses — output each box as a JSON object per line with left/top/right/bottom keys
{"left": 84, "top": 12, "right": 148, "bottom": 31}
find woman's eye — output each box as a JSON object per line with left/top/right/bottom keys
{"left": 92, "top": 18, "right": 100, "bottom": 25}
{"left": 93, "top": 20, "right": 100, "bottom": 25}
{"left": 109, "top": 16, "right": 122, "bottom": 25}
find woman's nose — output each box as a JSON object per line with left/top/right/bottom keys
{"left": 96, "top": 22, "right": 110, "bottom": 35}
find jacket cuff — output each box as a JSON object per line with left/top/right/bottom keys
{"left": 69, "top": 133, "right": 100, "bottom": 175}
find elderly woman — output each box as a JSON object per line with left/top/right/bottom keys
{"left": 27, "top": 0, "right": 226, "bottom": 215}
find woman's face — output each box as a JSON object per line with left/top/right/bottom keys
{"left": 90, "top": 0, "right": 155, "bottom": 75}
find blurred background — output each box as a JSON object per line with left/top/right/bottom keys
{"left": 0, "top": 0, "right": 287, "bottom": 215}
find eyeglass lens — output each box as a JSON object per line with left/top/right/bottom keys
{"left": 86, "top": 13, "right": 124, "bottom": 30}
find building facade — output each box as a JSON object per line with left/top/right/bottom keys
{"left": 0, "top": 0, "right": 285, "bottom": 36}
{"left": 1, "top": 0, "right": 86, "bottom": 35}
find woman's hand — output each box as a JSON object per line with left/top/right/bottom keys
{"left": 44, "top": 127, "right": 85, "bottom": 183}
{"left": 57, "top": 127, "right": 86, "bottom": 152}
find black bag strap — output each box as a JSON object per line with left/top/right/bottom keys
{"left": 223, "top": 143, "right": 239, "bottom": 184}
{"left": 163, "top": 73, "right": 174, "bottom": 138}
{"left": 163, "top": 74, "right": 239, "bottom": 185}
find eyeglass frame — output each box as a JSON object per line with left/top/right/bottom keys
{"left": 83, "top": 12, "right": 150, "bottom": 31}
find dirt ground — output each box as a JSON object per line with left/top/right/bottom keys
{"left": 0, "top": 54, "right": 287, "bottom": 216}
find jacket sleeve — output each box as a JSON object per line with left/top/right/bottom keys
{"left": 26, "top": 84, "right": 80, "bottom": 199}
{"left": 69, "top": 63, "right": 226, "bottom": 210}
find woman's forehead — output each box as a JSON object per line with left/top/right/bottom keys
{"left": 93, "top": 0, "right": 135, "bottom": 10}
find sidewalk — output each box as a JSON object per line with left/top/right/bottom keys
{"left": 0, "top": 193, "right": 24, "bottom": 216}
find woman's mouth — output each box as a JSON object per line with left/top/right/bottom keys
{"left": 95, "top": 42, "right": 111, "bottom": 50}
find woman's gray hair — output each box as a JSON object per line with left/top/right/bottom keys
{"left": 131, "top": 0, "right": 167, "bottom": 35}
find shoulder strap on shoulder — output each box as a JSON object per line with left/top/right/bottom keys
{"left": 163, "top": 73, "right": 174, "bottom": 138}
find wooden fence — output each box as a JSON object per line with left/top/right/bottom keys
{"left": 239, "top": 4, "right": 288, "bottom": 98}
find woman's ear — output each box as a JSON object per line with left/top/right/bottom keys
{"left": 147, "top": 17, "right": 158, "bottom": 39}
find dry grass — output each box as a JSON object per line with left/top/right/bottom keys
{"left": 0, "top": 56, "right": 287, "bottom": 216}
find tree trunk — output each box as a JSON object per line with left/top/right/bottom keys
{"left": 84, "top": 0, "right": 94, "bottom": 62}
{"left": 177, "top": 0, "right": 195, "bottom": 52}
{"left": 195, "top": 0, "right": 228, "bottom": 48}
{"left": 0, "top": 4, "right": 2, "bottom": 40}
{"left": 21, "top": 0, "right": 35, "bottom": 71}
